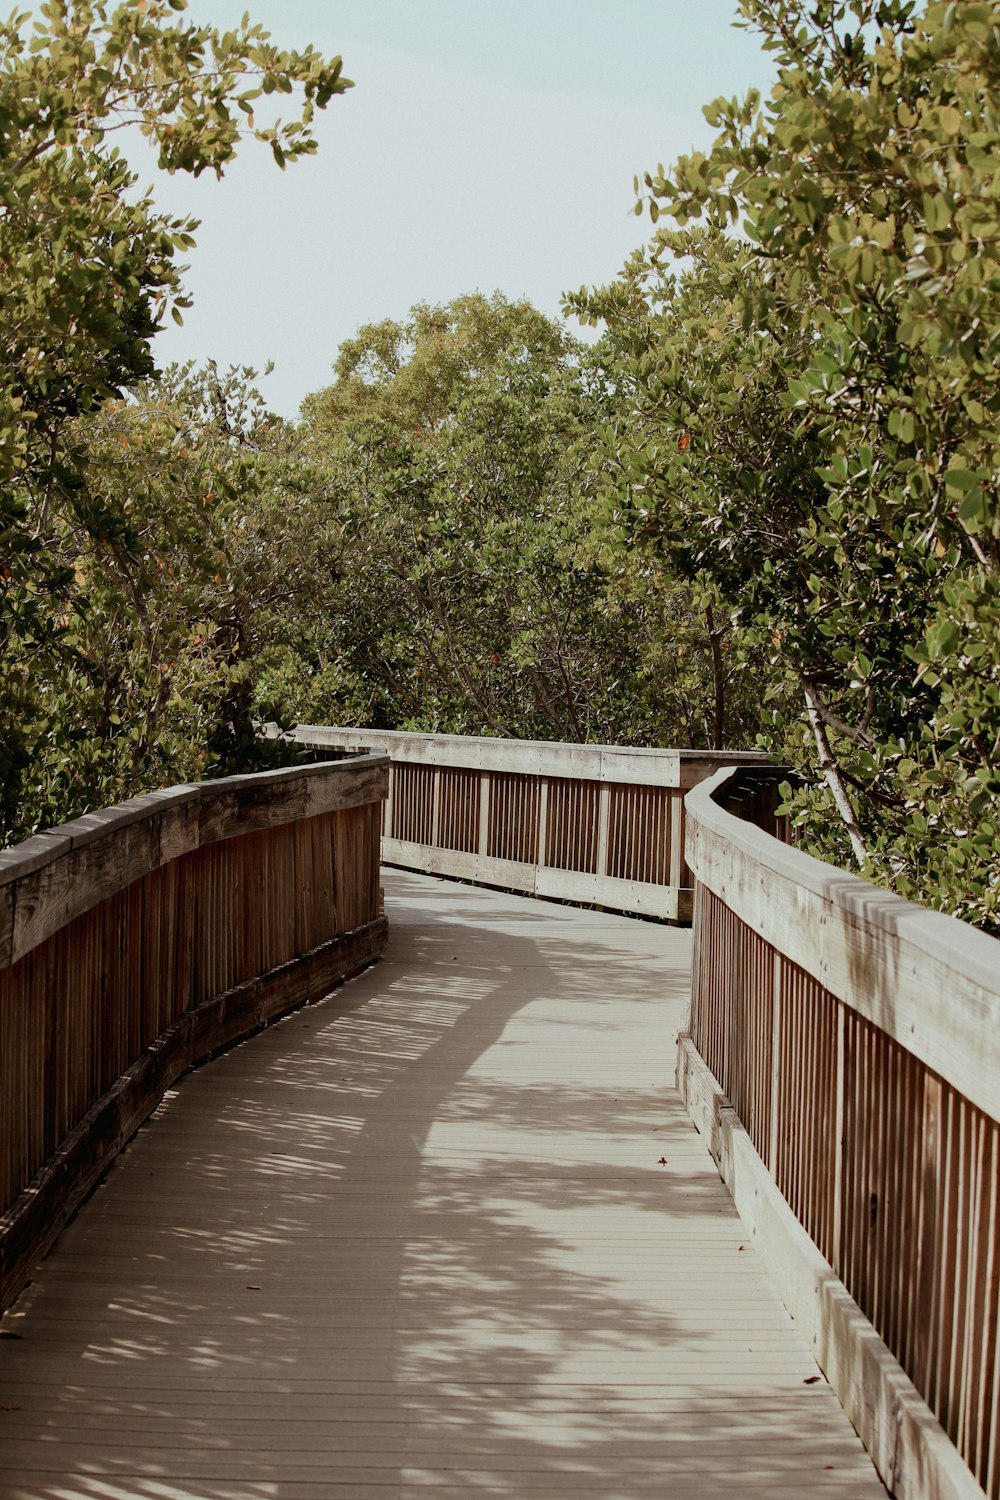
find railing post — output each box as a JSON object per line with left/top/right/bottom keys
{"left": 669, "top": 792, "right": 686, "bottom": 892}
{"left": 478, "top": 770, "right": 491, "bottom": 860}
{"left": 688, "top": 879, "right": 704, "bottom": 1041}
{"left": 768, "top": 949, "right": 783, "bottom": 1178}
{"left": 832, "top": 1001, "right": 846, "bottom": 1270}
{"left": 596, "top": 782, "right": 611, "bottom": 878}
{"left": 537, "top": 778, "right": 549, "bottom": 867}
{"left": 383, "top": 762, "right": 395, "bottom": 841}
{"left": 913, "top": 1075, "right": 942, "bottom": 1400}
{"left": 431, "top": 765, "right": 442, "bottom": 847}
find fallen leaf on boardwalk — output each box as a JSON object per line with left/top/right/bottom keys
{"left": 804, "top": 1375, "right": 821, "bottom": 1384}
{"left": 657, "top": 1157, "right": 667, "bottom": 1166}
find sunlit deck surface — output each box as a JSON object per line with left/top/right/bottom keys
{"left": 0, "top": 869, "right": 885, "bottom": 1499}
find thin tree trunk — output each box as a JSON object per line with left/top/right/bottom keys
{"left": 705, "top": 605, "right": 725, "bottom": 750}
{"left": 802, "top": 679, "right": 869, "bottom": 867}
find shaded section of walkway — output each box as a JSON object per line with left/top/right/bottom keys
{"left": 0, "top": 870, "right": 885, "bottom": 1498}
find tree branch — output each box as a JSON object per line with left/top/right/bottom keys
{"left": 799, "top": 675, "right": 877, "bottom": 749}
{"left": 802, "top": 679, "right": 870, "bottom": 867}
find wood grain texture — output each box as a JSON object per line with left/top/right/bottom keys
{"left": 1, "top": 757, "right": 388, "bottom": 965}
{"left": 0, "top": 918, "right": 386, "bottom": 1313}
{"left": 678, "top": 1035, "right": 986, "bottom": 1500}
{"left": 287, "top": 723, "right": 775, "bottom": 787}
{"left": 1, "top": 762, "right": 388, "bottom": 1315}
{"left": 686, "top": 767, "right": 1000, "bottom": 1118}
{"left": 0, "top": 870, "right": 884, "bottom": 1500}
{"left": 685, "top": 766, "right": 1000, "bottom": 1498}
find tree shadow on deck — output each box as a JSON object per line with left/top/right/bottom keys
{"left": 0, "top": 871, "right": 882, "bottom": 1498}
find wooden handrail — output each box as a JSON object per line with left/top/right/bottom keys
{"left": 683, "top": 764, "right": 1000, "bottom": 1500}
{"left": 283, "top": 724, "right": 775, "bottom": 923}
{"left": 0, "top": 755, "right": 389, "bottom": 1312}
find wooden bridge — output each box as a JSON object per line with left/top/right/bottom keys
{"left": 0, "top": 731, "right": 997, "bottom": 1500}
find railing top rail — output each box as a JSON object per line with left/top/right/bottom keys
{"left": 686, "top": 765, "right": 1000, "bottom": 1120}
{"left": 0, "top": 753, "right": 389, "bottom": 970}
{"left": 289, "top": 724, "right": 776, "bottom": 788}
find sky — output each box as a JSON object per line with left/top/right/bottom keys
{"left": 129, "top": 0, "right": 774, "bottom": 420}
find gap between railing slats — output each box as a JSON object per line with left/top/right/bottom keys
{"left": 0, "top": 755, "right": 389, "bottom": 1312}
{"left": 684, "top": 765, "right": 1000, "bottom": 1500}
{"left": 278, "top": 725, "right": 775, "bottom": 924}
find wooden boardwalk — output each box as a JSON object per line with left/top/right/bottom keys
{"left": 0, "top": 870, "right": 885, "bottom": 1499}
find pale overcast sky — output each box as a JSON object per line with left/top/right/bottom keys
{"left": 134, "top": 1, "right": 773, "bottom": 419}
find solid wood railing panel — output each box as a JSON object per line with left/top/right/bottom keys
{"left": 684, "top": 765, "right": 1000, "bottom": 1499}
{"left": 0, "top": 756, "right": 388, "bottom": 1312}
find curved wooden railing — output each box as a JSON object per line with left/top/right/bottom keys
{"left": 283, "top": 725, "right": 774, "bottom": 922}
{"left": 682, "top": 765, "right": 1000, "bottom": 1500}
{"left": 11, "top": 725, "right": 995, "bottom": 1495}
{"left": 0, "top": 756, "right": 388, "bottom": 1313}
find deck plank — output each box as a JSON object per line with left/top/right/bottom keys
{"left": 0, "top": 869, "right": 886, "bottom": 1498}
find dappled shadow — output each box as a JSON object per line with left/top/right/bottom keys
{"left": 0, "top": 870, "right": 885, "bottom": 1498}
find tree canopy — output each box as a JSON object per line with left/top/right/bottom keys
{"left": 0, "top": 0, "right": 350, "bottom": 839}
{"left": 2, "top": 0, "right": 997, "bottom": 932}
{"left": 258, "top": 292, "right": 763, "bottom": 748}
{"left": 570, "top": 0, "right": 1000, "bottom": 926}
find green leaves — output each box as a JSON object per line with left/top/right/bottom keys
{"left": 282, "top": 292, "right": 761, "bottom": 750}
{"left": 0, "top": 1, "right": 351, "bottom": 842}
{"left": 581, "top": 0, "right": 1000, "bottom": 928}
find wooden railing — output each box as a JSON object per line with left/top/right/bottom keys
{"left": 5, "top": 723, "right": 996, "bottom": 1496}
{"left": 682, "top": 765, "right": 1000, "bottom": 1500}
{"left": 0, "top": 755, "right": 388, "bottom": 1312}
{"left": 284, "top": 725, "right": 774, "bottom": 923}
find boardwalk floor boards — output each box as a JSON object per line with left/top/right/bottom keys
{"left": 0, "top": 870, "right": 886, "bottom": 1499}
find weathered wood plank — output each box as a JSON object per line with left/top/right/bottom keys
{"left": 0, "top": 916, "right": 386, "bottom": 1312}
{"left": 197, "top": 757, "right": 389, "bottom": 844}
{"left": 678, "top": 1034, "right": 986, "bottom": 1500}
{"left": 685, "top": 769, "right": 1000, "bottom": 1119}
{"left": 1, "top": 757, "right": 388, "bottom": 968}
{"left": 291, "top": 724, "right": 775, "bottom": 788}
{"left": 382, "top": 839, "right": 684, "bottom": 921}
{"left": 10, "top": 812, "right": 161, "bottom": 966}
{"left": 535, "top": 866, "right": 682, "bottom": 921}
{"left": 0, "top": 871, "right": 886, "bottom": 1499}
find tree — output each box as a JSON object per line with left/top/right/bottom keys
{"left": 0, "top": 0, "right": 350, "bottom": 840}
{"left": 3, "top": 363, "right": 306, "bottom": 840}
{"left": 568, "top": 232, "right": 806, "bottom": 758}
{"left": 287, "top": 295, "right": 611, "bottom": 739}
{"left": 593, "top": 0, "right": 1000, "bottom": 927}
{"left": 275, "top": 292, "right": 765, "bottom": 748}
